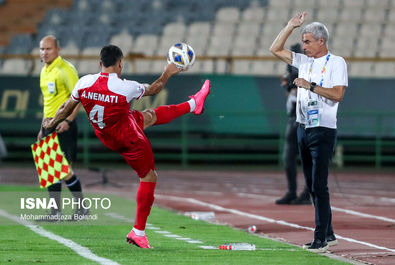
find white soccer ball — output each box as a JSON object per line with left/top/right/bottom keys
{"left": 167, "top": 43, "right": 195, "bottom": 70}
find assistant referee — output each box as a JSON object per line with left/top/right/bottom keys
{"left": 37, "top": 35, "right": 87, "bottom": 219}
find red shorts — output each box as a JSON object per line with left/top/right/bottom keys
{"left": 122, "top": 110, "right": 156, "bottom": 178}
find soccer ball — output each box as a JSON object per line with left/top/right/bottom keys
{"left": 167, "top": 43, "right": 195, "bottom": 70}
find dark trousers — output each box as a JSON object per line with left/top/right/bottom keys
{"left": 297, "top": 125, "right": 336, "bottom": 241}
{"left": 41, "top": 120, "right": 78, "bottom": 163}
{"left": 284, "top": 117, "right": 298, "bottom": 193}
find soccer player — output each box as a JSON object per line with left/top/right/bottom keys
{"left": 43, "top": 44, "right": 211, "bottom": 248}
{"left": 38, "top": 35, "right": 87, "bottom": 219}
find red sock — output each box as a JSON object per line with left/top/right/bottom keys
{"left": 154, "top": 102, "right": 190, "bottom": 125}
{"left": 134, "top": 182, "right": 156, "bottom": 230}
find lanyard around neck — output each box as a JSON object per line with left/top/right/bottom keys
{"left": 308, "top": 53, "right": 330, "bottom": 86}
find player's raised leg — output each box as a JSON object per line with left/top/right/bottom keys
{"left": 189, "top": 79, "right": 211, "bottom": 115}
{"left": 142, "top": 79, "right": 211, "bottom": 129}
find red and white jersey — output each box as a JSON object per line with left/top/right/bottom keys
{"left": 71, "top": 72, "right": 145, "bottom": 151}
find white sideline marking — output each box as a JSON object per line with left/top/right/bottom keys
{"left": 332, "top": 192, "right": 395, "bottom": 204}
{"left": 156, "top": 194, "right": 395, "bottom": 253}
{"left": 380, "top": 197, "right": 395, "bottom": 203}
{"left": 164, "top": 234, "right": 181, "bottom": 238}
{"left": 106, "top": 212, "right": 215, "bottom": 248}
{"left": 0, "top": 209, "right": 120, "bottom": 265}
{"left": 200, "top": 246, "right": 217, "bottom": 249}
{"left": 187, "top": 240, "right": 203, "bottom": 244}
{"left": 256, "top": 248, "right": 299, "bottom": 251}
{"left": 146, "top": 226, "right": 160, "bottom": 230}
{"left": 154, "top": 230, "right": 170, "bottom": 234}
{"left": 237, "top": 193, "right": 395, "bottom": 223}
{"left": 236, "top": 193, "right": 395, "bottom": 223}
{"left": 352, "top": 251, "right": 393, "bottom": 256}
{"left": 237, "top": 193, "right": 275, "bottom": 200}
{"left": 331, "top": 207, "right": 395, "bottom": 223}
{"left": 176, "top": 237, "right": 192, "bottom": 241}
{"left": 104, "top": 212, "right": 131, "bottom": 222}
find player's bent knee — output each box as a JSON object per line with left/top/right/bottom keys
{"left": 142, "top": 109, "right": 157, "bottom": 129}
{"left": 140, "top": 169, "right": 157, "bottom": 182}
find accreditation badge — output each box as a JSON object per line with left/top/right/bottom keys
{"left": 306, "top": 99, "right": 320, "bottom": 128}
{"left": 48, "top": 82, "right": 56, "bottom": 94}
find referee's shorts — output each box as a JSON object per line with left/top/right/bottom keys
{"left": 41, "top": 119, "right": 78, "bottom": 163}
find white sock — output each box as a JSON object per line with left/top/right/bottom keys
{"left": 132, "top": 227, "right": 145, "bottom": 236}
{"left": 188, "top": 99, "right": 196, "bottom": 112}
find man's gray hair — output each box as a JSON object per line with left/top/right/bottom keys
{"left": 301, "top": 22, "right": 329, "bottom": 44}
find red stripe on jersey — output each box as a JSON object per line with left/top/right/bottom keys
{"left": 71, "top": 94, "right": 80, "bottom": 101}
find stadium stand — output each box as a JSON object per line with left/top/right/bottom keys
{"left": 0, "top": 0, "right": 72, "bottom": 46}
{"left": 1, "top": 0, "right": 395, "bottom": 168}
{"left": 1, "top": 58, "right": 32, "bottom": 75}
{"left": 0, "top": 0, "right": 394, "bottom": 77}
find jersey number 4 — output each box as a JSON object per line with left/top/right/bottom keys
{"left": 89, "top": 104, "right": 106, "bottom": 129}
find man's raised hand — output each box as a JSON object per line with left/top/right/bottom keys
{"left": 288, "top": 12, "right": 307, "bottom": 29}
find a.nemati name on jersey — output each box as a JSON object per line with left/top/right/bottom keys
{"left": 81, "top": 91, "right": 118, "bottom": 103}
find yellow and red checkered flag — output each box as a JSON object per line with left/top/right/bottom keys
{"left": 31, "top": 132, "right": 69, "bottom": 188}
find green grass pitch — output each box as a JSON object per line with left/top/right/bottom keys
{"left": 0, "top": 185, "right": 349, "bottom": 265}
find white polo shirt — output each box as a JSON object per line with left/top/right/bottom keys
{"left": 292, "top": 52, "right": 348, "bottom": 129}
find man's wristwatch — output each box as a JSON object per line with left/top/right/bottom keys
{"left": 310, "top": 82, "right": 317, "bottom": 92}
{"left": 65, "top": 119, "right": 72, "bottom": 125}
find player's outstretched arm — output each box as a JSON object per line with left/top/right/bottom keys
{"left": 270, "top": 11, "right": 306, "bottom": 65}
{"left": 54, "top": 103, "right": 82, "bottom": 133}
{"left": 43, "top": 98, "right": 79, "bottom": 130}
{"left": 144, "top": 63, "right": 181, "bottom": 96}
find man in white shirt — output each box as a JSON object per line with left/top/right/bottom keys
{"left": 276, "top": 43, "right": 311, "bottom": 206}
{"left": 270, "top": 12, "right": 348, "bottom": 253}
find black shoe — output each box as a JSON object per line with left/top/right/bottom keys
{"left": 290, "top": 194, "right": 312, "bottom": 205}
{"left": 303, "top": 235, "right": 337, "bottom": 249}
{"left": 303, "top": 239, "right": 328, "bottom": 253}
{"left": 325, "top": 234, "right": 338, "bottom": 246}
{"left": 275, "top": 192, "right": 297, "bottom": 205}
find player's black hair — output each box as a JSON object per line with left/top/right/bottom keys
{"left": 100, "top": 45, "right": 123, "bottom": 67}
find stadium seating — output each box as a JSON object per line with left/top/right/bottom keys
{"left": 348, "top": 62, "right": 375, "bottom": 78}
{"left": 241, "top": 7, "right": 265, "bottom": 22}
{"left": 0, "top": 59, "right": 32, "bottom": 75}
{"left": 184, "top": 22, "right": 211, "bottom": 56}
{"left": 343, "top": 0, "right": 365, "bottom": 9}
{"left": 316, "top": 0, "right": 341, "bottom": 8}
{"left": 30, "top": 47, "right": 42, "bottom": 76}
{"left": 0, "top": 0, "right": 394, "bottom": 77}
{"left": 5, "top": 34, "right": 34, "bottom": 54}
{"left": 79, "top": 47, "right": 101, "bottom": 75}
{"left": 110, "top": 29, "right": 134, "bottom": 55}
{"left": 316, "top": 9, "right": 339, "bottom": 24}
